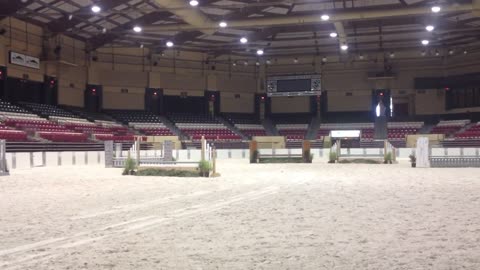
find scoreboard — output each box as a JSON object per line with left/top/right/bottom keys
{"left": 266, "top": 74, "right": 321, "bottom": 97}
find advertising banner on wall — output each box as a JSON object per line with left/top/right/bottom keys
{"left": 9, "top": 51, "right": 40, "bottom": 69}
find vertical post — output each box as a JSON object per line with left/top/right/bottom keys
{"left": 201, "top": 136, "right": 206, "bottom": 161}
{"left": 0, "top": 140, "right": 8, "bottom": 175}
{"left": 337, "top": 139, "right": 341, "bottom": 161}
{"left": 104, "top": 140, "right": 114, "bottom": 168}
{"left": 384, "top": 140, "right": 387, "bottom": 160}
{"left": 135, "top": 138, "right": 140, "bottom": 164}
{"left": 212, "top": 146, "right": 217, "bottom": 175}
{"left": 302, "top": 140, "right": 311, "bottom": 163}
{"left": 250, "top": 140, "right": 258, "bottom": 163}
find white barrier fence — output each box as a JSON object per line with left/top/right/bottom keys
{"left": 5, "top": 147, "right": 480, "bottom": 170}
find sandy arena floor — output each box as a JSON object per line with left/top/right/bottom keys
{"left": 1, "top": 160, "right": 480, "bottom": 269}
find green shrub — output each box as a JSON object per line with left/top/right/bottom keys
{"left": 136, "top": 168, "right": 199, "bottom": 177}
{"left": 122, "top": 157, "right": 137, "bottom": 175}
{"left": 328, "top": 151, "right": 337, "bottom": 163}
{"left": 259, "top": 157, "right": 304, "bottom": 163}
{"left": 338, "top": 159, "right": 380, "bottom": 164}
{"left": 323, "top": 140, "right": 332, "bottom": 148}
{"left": 384, "top": 152, "right": 392, "bottom": 164}
{"left": 198, "top": 160, "right": 212, "bottom": 176}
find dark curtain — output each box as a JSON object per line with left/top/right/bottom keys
{"left": 163, "top": 95, "right": 206, "bottom": 114}
{"left": 205, "top": 90, "right": 220, "bottom": 115}
{"left": 43, "top": 75, "right": 58, "bottom": 105}
{"left": 5, "top": 77, "right": 43, "bottom": 103}
{"left": 84, "top": 84, "right": 103, "bottom": 112}
{"left": 145, "top": 88, "right": 163, "bottom": 114}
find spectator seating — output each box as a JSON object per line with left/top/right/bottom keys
{"left": 223, "top": 113, "right": 267, "bottom": 138}
{"left": 107, "top": 110, "right": 163, "bottom": 123}
{"left": 273, "top": 114, "right": 311, "bottom": 141}
{"left": 61, "top": 106, "right": 116, "bottom": 122}
{"left": 454, "top": 122, "right": 480, "bottom": 139}
{"left": 169, "top": 113, "right": 241, "bottom": 141}
{"left": 21, "top": 102, "right": 81, "bottom": 119}
{"left": 107, "top": 110, "right": 175, "bottom": 137}
{"left": 129, "top": 123, "right": 174, "bottom": 136}
{"left": 277, "top": 124, "right": 308, "bottom": 141}
{"left": 386, "top": 122, "right": 423, "bottom": 141}
{"left": 0, "top": 123, "right": 28, "bottom": 141}
{"left": 430, "top": 119, "right": 470, "bottom": 136}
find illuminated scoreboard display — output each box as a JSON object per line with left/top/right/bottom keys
{"left": 266, "top": 74, "right": 321, "bottom": 97}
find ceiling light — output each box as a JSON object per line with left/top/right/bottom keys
{"left": 426, "top": 25, "right": 435, "bottom": 32}
{"left": 431, "top": 6, "right": 441, "bottom": 13}
{"left": 463, "top": 50, "right": 468, "bottom": 55}
{"left": 329, "top": 32, "right": 338, "bottom": 38}
{"left": 219, "top": 21, "right": 227, "bottom": 28}
{"left": 240, "top": 37, "right": 248, "bottom": 44}
{"left": 266, "top": 59, "right": 271, "bottom": 65}
{"left": 133, "top": 26, "right": 142, "bottom": 33}
{"left": 232, "top": 62, "right": 237, "bottom": 66}
{"left": 421, "top": 50, "right": 426, "bottom": 56}
{"left": 68, "top": 14, "right": 73, "bottom": 20}
{"left": 448, "top": 49, "right": 454, "bottom": 55}
{"left": 321, "top": 14, "right": 330, "bottom": 21}
{"left": 166, "top": 41, "right": 174, "bottom": 47}
{"left": 293, "top": 58, "right": 298, "bottom": 63}
{"left": 255, "top": 61, "right": 260, "bottom": 66}
{"left": 359, "top": 54, "right": 364, "bottom": 60}
{"left": 322, "top": 56, "right": 327, "bottom": 62}
{"left": 140, "top": 44, "right": 144, "bottom": 48}
{"left": 390, "top": 52, "right": 395, "bottom": 58}
{"left": 256, "top": 49, "right": 264, "bottom": 55}
{"left": 340, "top": 44, "right": 348, "bottom": 51}
{"left": 189, "top": 0, "right": 199, "bottom": 6}
{"left": 91, "top": 5, "right": 101, "bottom": 13}
{"left": 102, "top": 28, "right": 107, "bottom": 33}
{"left": 421, "top": 39, "right": 429, "bottom": 45}
{"left": 435, "top": 50, "right": 440, "bottom": 56}
{"left": 244, "top": 61, "right": 248, "bottom": 66}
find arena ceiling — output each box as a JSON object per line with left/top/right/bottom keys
{"left": 2, "top": 0, "right": 480, "bottom": 58}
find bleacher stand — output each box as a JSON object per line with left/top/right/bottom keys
{"left": 430, "top": 119, "right": 470, "bottom": 137}
{"left": 106, "top": 110, "right": 174, "bottom": 139}
{"left": 168, "top": 113, "right": 241, "bottom": 141}
{"left": 223, "top": 113, "right": 267, "bottom": 138}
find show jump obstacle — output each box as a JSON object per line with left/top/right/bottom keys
{"left": 331, "top": 139, "right": 396, "bottom": 162}
{"left": 249, "top": 139, "right": 312, "bottom": 163}
{"left": 105, "top": 136, "right": 215, "bottom": 169}
{"left": 0, "top": 140, "right": 8, "bottom": 175}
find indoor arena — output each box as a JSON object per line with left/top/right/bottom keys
{"left": 1, "top": 0, "right": 480, "bottom": 269}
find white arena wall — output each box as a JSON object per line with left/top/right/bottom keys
{"left": 5, "top": 147, "right": 480, "bottom": 170}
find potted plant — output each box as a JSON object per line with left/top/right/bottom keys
{"left": 409, "top": 154, "right": 416, "bottom": 168}
{"left": 384, "top": 152, "right": 393, "bottom": 164}
{"left": 328, "top": 151, "right": 337, "bottom": 163}
{"left": 123, "top": 157, "right": 137, "bottom": 175}
{"left": 198, "top": 160, "right": 211, "bottom": 177}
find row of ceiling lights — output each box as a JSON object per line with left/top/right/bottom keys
{"left": 90, "top": 3, "right": 447, "bottom": 53}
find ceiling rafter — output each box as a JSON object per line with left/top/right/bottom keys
{"left": 88, "top": 11, "right": 173, "bottom": 50}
